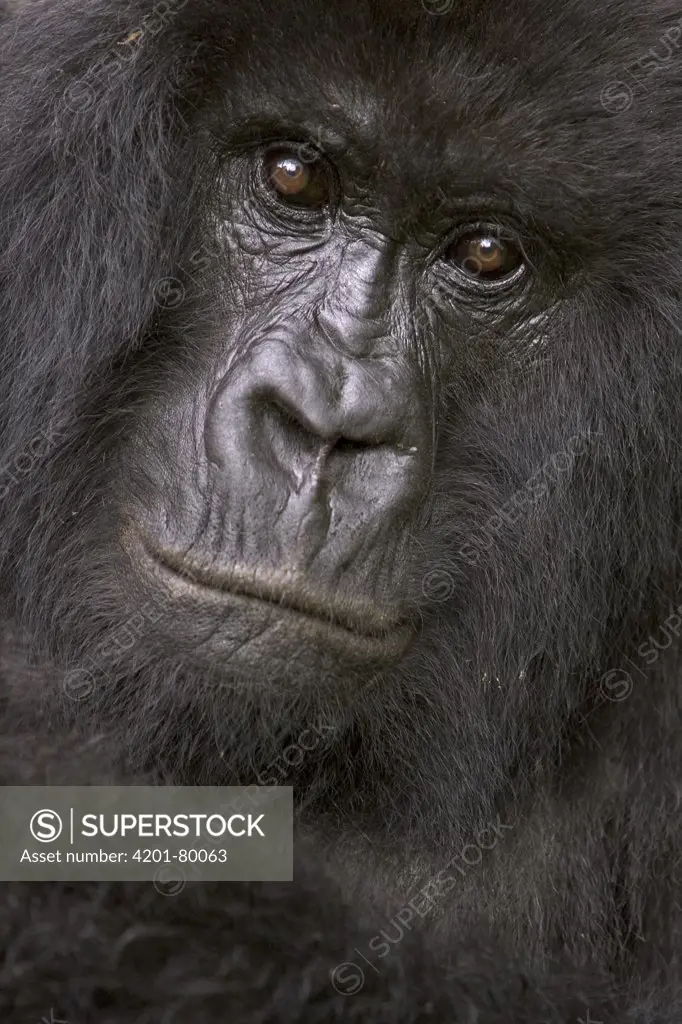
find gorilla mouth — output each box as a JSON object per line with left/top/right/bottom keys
{"left": 138, "top": 537, "right": 413, "bottom": 658}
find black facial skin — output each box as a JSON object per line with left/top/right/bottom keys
{"left": 0, "top": 0, "right": 681, "bottom": 1021}
{"left": 129, "top": 142, "right": 436, "bottom": 671}
{"left": 125, "top": 143, "right": 528, "bottom": 676}
{"left": 102, "top": 91, "right": 556, "bottom": 684}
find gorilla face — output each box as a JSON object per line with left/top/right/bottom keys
{"left": 125, "top": 140, "right": 530, "bottom": 677}
{"left": 121, "top": 158, "right": 533, "bottom": 675}
{"left": 2, "top": 0, "right": 679, "bottom": 723}
{"left": 111, "top": 15, "right": 558, "bottom": 685}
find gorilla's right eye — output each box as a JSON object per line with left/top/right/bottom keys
{"left": 263, "top": 150, "right": 331, "bottom": 208}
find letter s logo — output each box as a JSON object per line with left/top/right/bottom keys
{"left": 30, "top": 809, "right": 63, "bottom": 842}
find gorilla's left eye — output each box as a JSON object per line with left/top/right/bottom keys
{"left": 448, "top": 229, "right": 525, "bottom": 282}
{"left": 263, "top": 150, "right": 331, "bottom": 208}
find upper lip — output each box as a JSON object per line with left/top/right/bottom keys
{"left": 142, "top": 539, "right": 407, "bottom": 640}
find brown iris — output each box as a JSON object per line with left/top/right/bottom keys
{"left": 450, "top": 230, "right": 524, "bottom": 281}
{"left": 265, "top": 150, "right": 330, "bottom": 208}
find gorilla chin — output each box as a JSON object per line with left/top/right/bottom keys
{"left": 129, "top": 528, "right": 415, "bottom": 676}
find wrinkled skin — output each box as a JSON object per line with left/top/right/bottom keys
{"left": 0, "top": 0, "right": 681, "bottom": 1020}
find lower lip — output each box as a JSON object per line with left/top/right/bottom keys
{"left": 129, "top": 534, "right": 414, "bottom": 663}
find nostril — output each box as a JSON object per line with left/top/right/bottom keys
{"left": 260, "top": 391, "right": 384, "bottom": 460}
{"left": 270, "top": 395, "right": 310, "bottom": 436}
{"left": 256, "top": 390, "right": 330, "bottom": 458}
{"left": 332, "top": 435, "right": 378, "bottom": 453}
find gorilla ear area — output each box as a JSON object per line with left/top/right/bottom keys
{"left": 0, "top": 0, "right": 681, "bottom": 1021}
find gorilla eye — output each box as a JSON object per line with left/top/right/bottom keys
{"left": 449, "top": 230, "right": 525, "bottom": 282}
{"left": 264, "top": 150, "right": 331, "bottom": 208}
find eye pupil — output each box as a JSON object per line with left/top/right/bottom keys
{"left": 264, "top": 150, "right": 330, "bottom": 208}
{"left": 270, "top": 156, "right": 309, "bottom": 193}
{"left": 450, "top": 230, "right": 524, "bottom": 281}
{"left": 477, "top": 239, "right": 499, "bottom": 262}
{"left": 281, "top": 158, "right": 303, "bottom": 179}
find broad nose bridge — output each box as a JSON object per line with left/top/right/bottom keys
{"left": 317, "top": 237, "right": 398, "bottom": 355}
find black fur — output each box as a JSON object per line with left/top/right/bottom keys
{"left": 1, "top": 0, "right": 681, "bottom": 1020}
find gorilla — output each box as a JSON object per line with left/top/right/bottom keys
{"left": 0, "top": 0, "right": 681, "bottom": 1019}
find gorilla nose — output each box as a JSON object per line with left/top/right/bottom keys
{"left": 203, "top": 340, "right": 430, "bottom": 560}
{"left": 205, "top": 340, "right": 424, "bottom": 480}
{"left": 255, "top": 361, "right": 409, "bottom": 457}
